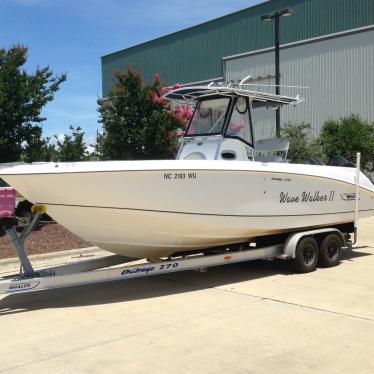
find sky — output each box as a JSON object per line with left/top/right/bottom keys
{"left": 0, "top": 0, "right": 262, "bottom": 146}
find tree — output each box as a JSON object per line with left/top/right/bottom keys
{"left": 55, "top": 126, "right": 87, "bottom": 162}
{"left": 22, "top": 126, "right": 56, "bottom": 163}
{"left": 97, "top": 67, "right": 185, "bottom": 160}
{"left": 281, "top": 122, "right": 324, "bottom": 163}
{"left": 0, "top": 45, "right": 66, "bottom": 162}
{"left": 319, "top": 114, "right": 374, "bottom": 171}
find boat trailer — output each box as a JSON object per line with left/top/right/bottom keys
{"left": 0, "top": 206, "right": 351, "bottom": 295}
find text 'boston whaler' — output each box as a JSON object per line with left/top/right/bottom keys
{"left": 1, "top": 83, "right": 374, "bottom": 260}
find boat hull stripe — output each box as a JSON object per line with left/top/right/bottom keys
{"left": 37, "top": 202, "right": 373, "bottom": 218}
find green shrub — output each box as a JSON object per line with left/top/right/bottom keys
{"left": 319, "top": 114, "right": 374, "bottom": 171}
{"left": 281, "top": 122, "right": 324, "bottom": 164}
{"left": 55, "top": 126, "right": 87, "bottom": 162}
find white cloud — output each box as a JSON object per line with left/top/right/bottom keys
{"left": 86, "top": 145, "right": 96, "bottom": 154}
{"left": 57, "top": 133, "right": 65, "bottom": 141}
{"left": 48, "top": 133, "right": 64, "bottom": 145}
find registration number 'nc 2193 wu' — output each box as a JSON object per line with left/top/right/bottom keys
{"left": 164, "top": 172, "right": 197, "bottom": 180}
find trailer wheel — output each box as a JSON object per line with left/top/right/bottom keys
{"left": 292, "top": 237, "right": 319, "bottom": 273}
{"left": 318, "top": 233, "right": 342, "bottom": 267}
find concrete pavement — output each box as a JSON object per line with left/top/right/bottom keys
{"left": 0, "top": 217, "right": 373, "bottom": 373}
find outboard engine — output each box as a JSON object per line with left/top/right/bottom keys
{"left": 330, "top": 155, "right": 355, "bottom": 167}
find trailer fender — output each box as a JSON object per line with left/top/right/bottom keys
{"left": 283, "top": 228, "right": 345, "bottom": 259}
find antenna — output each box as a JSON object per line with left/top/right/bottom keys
{"left": 239, "top": 75, "right": 252, "bottom": 85}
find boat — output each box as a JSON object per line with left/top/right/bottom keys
{"left": 1, "top": 84, "right": 373, "bottom": 259}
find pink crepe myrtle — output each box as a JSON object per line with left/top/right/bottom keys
{"left": 173, "top": 104, "right": 193, "bottom": 127}
{"left": 176, "top": 128, "right": 185, "bottom": 137}
{"left": 148, "top": 90, "right": 165, "bottom": 105}
{"left": 154, "top": 72, "right": 161, "bottom": 83}
{"left": 160, "top": 86, "right": 171, "bottom": 96}
{"left": 150, "top": 73, "right": 195, "bottom": 153}
{"left": 159, "top": 82, "right": 181, "bottom": 96}
{"left": 228, "top": 122, "right": 245, "bottom": 133}
{"left": 153, "top": 95, "right": 165, "bottom": 105}
{"left": 167, "top": 128, "right": 185, "bottom": 139}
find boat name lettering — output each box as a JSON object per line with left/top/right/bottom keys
{"left": 8, "top": 281, "right": 40, "bottom": 292}
{"left": 121, "top": 266, "right": 155, "bottom": 276}
{"left": 163, "top": 172, "right": 197, "bottom": 180}
{"left": 280, "top": 191, "right": 335, "bottom": 204}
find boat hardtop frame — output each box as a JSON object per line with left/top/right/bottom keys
{"left": 165, "top": 83, "right": 304, "bottom": 162}
{"left": 164, "top": 83, "right": 304, "bottom": 106}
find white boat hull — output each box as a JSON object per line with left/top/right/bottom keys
{"left": 2, "top": 160, "right": 374, "bottom": 258}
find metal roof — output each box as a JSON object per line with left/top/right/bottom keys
{"left": 102, "top": 0, "right": 374, "bottom": 96}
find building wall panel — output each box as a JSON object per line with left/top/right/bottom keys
{"left": 102, "top": 0, "right": 374, "bottom": 96}
{"left": 225, "top": 30, "right": 374, "bottom": 140}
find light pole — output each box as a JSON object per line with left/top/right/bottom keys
{"left": 261, "top": 9, "right": 293, "bottom": 137}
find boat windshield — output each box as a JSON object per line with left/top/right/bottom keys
{"left": 186, "top": 97, "right": 230, "bottom": 136}
{"left": 226, "top": 97, "right": 253, "bottom": 146}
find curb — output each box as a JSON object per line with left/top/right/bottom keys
{"left": 0, "top": 246, "right": 100, "bottom": 266}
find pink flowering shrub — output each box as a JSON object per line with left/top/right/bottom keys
{"left": 173, "top": 104, "right": 194, "bottom": 127}
{"left": 150, "top": 76, "right": 194, "bottom": 145}
{"left": 227, "top": 122, "right": 245, "bottom": 134}
{"left": 97, "top": 67, "right": 186, "bottom": 160}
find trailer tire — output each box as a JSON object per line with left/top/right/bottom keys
{"left": 292, "top": 237, "right": 319, "bottom": 273}
{"left": 318, "top": 233, "right": 342, "bottom": 267}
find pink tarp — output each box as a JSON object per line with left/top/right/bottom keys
{"left": 0, "top": 187, "right": 16, "bottom": 217}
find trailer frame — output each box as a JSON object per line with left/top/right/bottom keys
{"left": 0, "top": 213, "right": 351, "bottom": 295}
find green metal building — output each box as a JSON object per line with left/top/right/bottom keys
{"left": 101, "top": 0, "right": 374, "bottom": 138}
